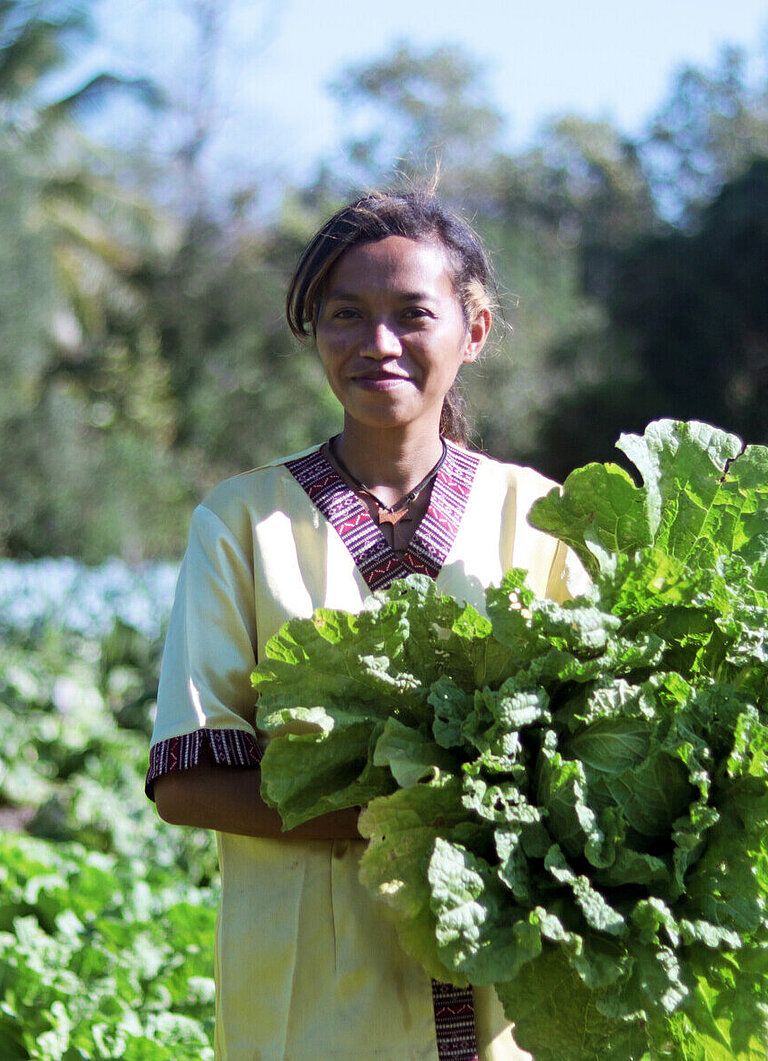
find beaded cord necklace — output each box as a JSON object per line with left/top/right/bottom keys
{"left": 329, "top": 435, "right": 447, "bottom": 526}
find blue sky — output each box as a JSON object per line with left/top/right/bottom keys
{"left": 86, "top": 0, "right": 768, "bottom": 190}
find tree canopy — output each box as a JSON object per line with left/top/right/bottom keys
{"left": 2, "top": 15, "right": 767, "bottom": 559}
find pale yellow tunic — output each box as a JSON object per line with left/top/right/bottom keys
{"left": 151, "top": 445, "right": 585, "bottom": 1061}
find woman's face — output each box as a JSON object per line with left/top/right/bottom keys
{"left": 315, "top": 236, "right": 489, "bottom": 437}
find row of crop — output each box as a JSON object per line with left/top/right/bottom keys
{"left": 0, "top": 834, "right": 217, "bottom": 1060}
{"left": 1, "top": 560, "right": 218, "bottom": 1058}
{"left": 0, "top": 560, "right": 178, "bottom": 641}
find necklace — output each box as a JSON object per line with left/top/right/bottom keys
{"left": 329, "top": 436, "right": 447, "bottom": 526}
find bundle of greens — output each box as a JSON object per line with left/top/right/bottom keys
{"left": 253, "top": 420, "right": 768, "bottom": 1061}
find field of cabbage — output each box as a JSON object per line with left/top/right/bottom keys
{"left": 0, "top": 560, "right": 218, "bottom": 1060}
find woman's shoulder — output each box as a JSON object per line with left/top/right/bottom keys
{"left": 192, "top": 443, "right": 323, "bottom": 534}
{"left": 463, "top": 446, "right": 561, "bottom": 497}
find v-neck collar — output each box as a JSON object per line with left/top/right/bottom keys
{"left": 285, "top": 441, "right": 481, "bottom": 591}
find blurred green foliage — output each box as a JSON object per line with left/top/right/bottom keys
{"left": 1, "top": 3, "right": 767, "bottom": 558}
{"left": 0, "top": 559, "right": 218, "bottom": 1055}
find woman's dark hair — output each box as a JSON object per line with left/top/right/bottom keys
{"left": 285, "top": 189, "right": 495, "bottom": 445}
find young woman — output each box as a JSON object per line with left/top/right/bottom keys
{"left": 148, "top": 190, "right": 584, "bottom": 1060}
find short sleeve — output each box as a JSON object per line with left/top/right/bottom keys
{"left": 146, "top": 503, "right": 262, "bottom": 798}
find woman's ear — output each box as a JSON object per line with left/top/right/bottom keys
{"left": 463, "top": 307, "right": 492, "bottom": 364}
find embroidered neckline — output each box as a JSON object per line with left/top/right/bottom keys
{"left": 286, "top": 441, "right": 481, "bottom": 591}
{"left": 329, "top": 434, "right": 448, "bottom": 527}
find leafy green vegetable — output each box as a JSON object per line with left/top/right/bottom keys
{"left": 254, "top": 420, "right": 768, "bottom": 1061}
{"left": 0, "top": 834, "right": 217, "bottom": 1059}
{"left": 0, "top": 570, "right": 219, "bottom": 1058}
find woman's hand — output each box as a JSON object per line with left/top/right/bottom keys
{"left": 153, "top": 763, "right": 361, "bottom": 841}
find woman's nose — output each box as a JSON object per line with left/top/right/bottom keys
{"left": 362, "top": 322, "right": 402, "bottom": 358}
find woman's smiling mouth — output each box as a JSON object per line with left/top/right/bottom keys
{"left": 351, "top": 371, "right": 412, "bottom": 390}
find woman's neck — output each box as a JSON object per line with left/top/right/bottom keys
{"left": 333, "top": 423, "right": 446, "bottom": 508}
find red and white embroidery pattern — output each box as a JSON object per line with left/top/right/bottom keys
{"left": 431, "top": 981, "right": 480, "bottom": 1061}
{"left": 286, "top": 441, "right": 480, "bottom": 591}
{"left": 145, "top": 728, "right": 261, "bottom": 798}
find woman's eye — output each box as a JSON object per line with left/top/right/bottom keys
{"left": 402, "top": 307, "right": 431, "bottom": 320}
{"left": 333, "top": 308, "right": 360, "bottom": 320}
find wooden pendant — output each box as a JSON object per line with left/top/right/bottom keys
{"left": 378, "top": 506, "right": 410, "bottom": 526}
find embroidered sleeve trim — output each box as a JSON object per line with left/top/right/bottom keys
{"left": 145, "top": 729, "right": 262, "bottom": 800}
{"left": 431, "top": 981, "right": 479, "bottom": 1061}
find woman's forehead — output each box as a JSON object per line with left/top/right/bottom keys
{"left": 325, "top": 236, "right": 455, "bottom": 296}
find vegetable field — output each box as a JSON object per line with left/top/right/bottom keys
{"left": 0, "top": 561, "right": 218, "bottom": 1059}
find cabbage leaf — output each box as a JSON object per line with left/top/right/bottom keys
{"left": 253, "top": 420, "right": 768, "bottom": 1061}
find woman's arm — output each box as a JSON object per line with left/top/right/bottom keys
{"left": 153, "top": 763, "right": 361, "bottom": 841}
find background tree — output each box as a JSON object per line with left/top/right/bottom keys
{"left": 0, "top": 0, "right": 184, "bottom": 559}
{"left": 531, "top": 43, "right": 768, "bottom": 480}
{"left": 614, "top": 160, "right": 768, "bottom": 435}
{"left": 327, "top": 41, "right": 504, "bottom": 197}
{"left": 644, "top": 44, "right": 768, "bottom": 223}
{"left": 1, "top": 12, "right": 766, "bottom": 559}
{"left": 535, "top": 159, "right": 768, "bottom": 480}
{"left": 467, "top": 116, "right": 658, "bottom": 464}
